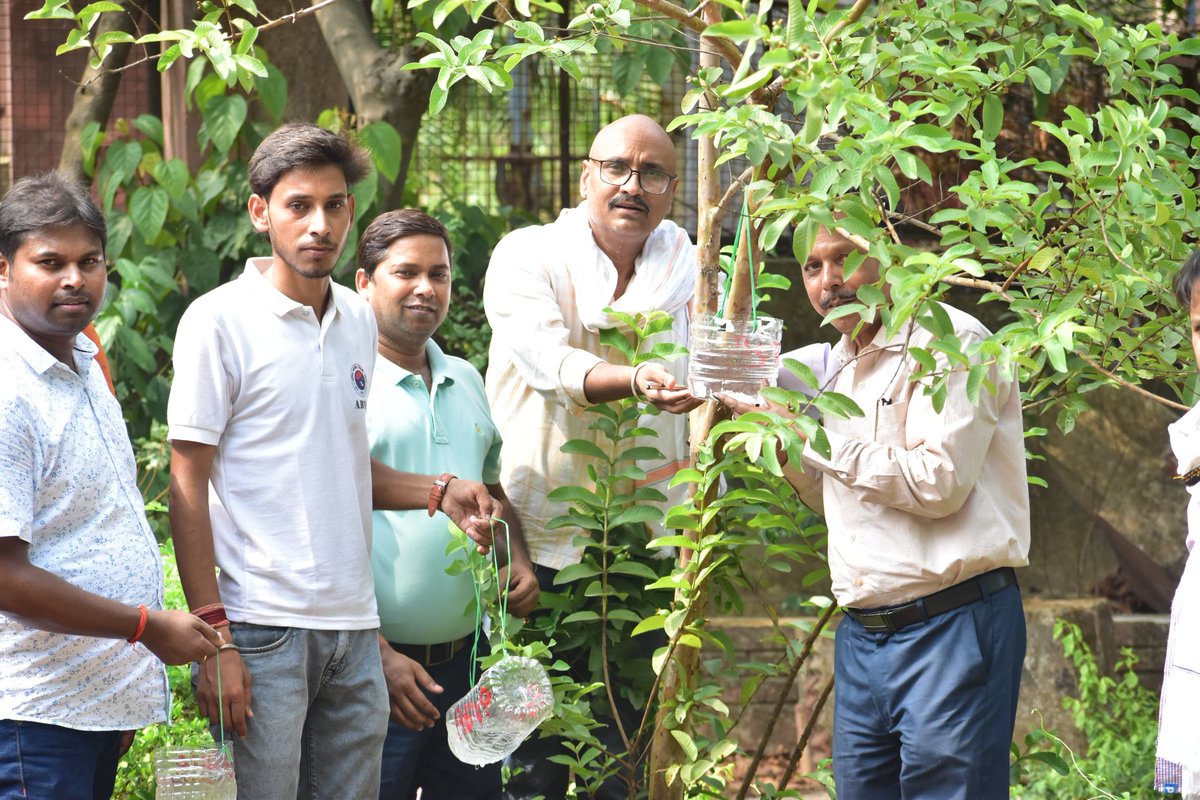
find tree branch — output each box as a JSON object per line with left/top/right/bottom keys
{"left": 92, "top": 0, "right": 349, "bottom": 82}
{"left": 822, "top": 0, "right": 873, "bottom": 46}
{"left": 635, "top": 0, "right": 742, "bottom": 66}
{"left": 58, "top": 0, "right": 145, "bottom": 179}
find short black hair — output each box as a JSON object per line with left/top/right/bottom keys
{"left": 357, "top": 209, "right": 453, "bottom": 278}
{"left": 1175, "top": 249, "right": 1200, "bottom": 307}
{"left": 0, "top": 173, "right": 106, "bottom": 261}
{"left": 248, "top": 124, "right": 371, "bottom": 200}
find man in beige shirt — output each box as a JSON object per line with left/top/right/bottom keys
{"left": 484, "top": 114, "right": 702, "bottom": 798}
{"left": 726, "top": 224, "right": 1030, "bottom": 799}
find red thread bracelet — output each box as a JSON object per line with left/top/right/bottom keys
{"left": 127, "top": 604, "right": 148, "bottom": 644}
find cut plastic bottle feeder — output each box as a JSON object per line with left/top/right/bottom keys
{"left": 154, "top": 746, "right": 237, "bottom": 799}
{"left": 446, "top": 655, "right": 555, "bottom": 766}
{"left": 687, "top": 314, "right": 784, "bottom": 403}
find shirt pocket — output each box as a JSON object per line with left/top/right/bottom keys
{"left": 872, "top": 399, "right": 909, "bottom": 448}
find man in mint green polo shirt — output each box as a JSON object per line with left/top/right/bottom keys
{"left": 355, "top": 209, "right": 540, "bottom": 799}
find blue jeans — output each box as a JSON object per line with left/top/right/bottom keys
{"left": 0, "top": 719, "right": 123, "bottom": 799}
{"left": 212, "top": 624, "right": 389, "bottom": 800}
{"left": 832, "top": 583, "right": 1026, "bottom": 800}
{"left": 379, "top": 638, "right": 500, "bottom": 799}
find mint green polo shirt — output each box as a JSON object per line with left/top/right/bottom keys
{"left": 365, "top": 340, "right": 502, "bottom": 644}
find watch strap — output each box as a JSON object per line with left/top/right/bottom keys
{"left": 427, "top": 473, "right": 456, "bottom": 517}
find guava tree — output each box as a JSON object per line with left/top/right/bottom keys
{"left": 406, "top": 0, "right": 1200, "bottom": 795}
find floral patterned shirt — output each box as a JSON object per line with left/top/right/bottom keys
{"left": 0, "top": 315, "right": 168, "bottom": 730}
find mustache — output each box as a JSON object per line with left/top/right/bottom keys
{"left": 820, "top": 289, "right": 859, "bottom": 311}
{"left": 608, "top": 194, "right": 649, "bottom": 213}
{"left": 55, "top": 294, "right": 92, "bottom": 305}
{"left": 303, "top": 235, "right": 334, "bottom": 248}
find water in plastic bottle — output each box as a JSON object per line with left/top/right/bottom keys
{"left": 154, "top": 746, "right": 237, "bottom": 799}
{"left": 446, "top": 655, "right": 554, "bottom": 765}
{"left": 687, "top": 315, "right": 783, "bottom": 402}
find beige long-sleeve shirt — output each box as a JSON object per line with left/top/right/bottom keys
{"left": 483, "top": 208, "right": 694, "bottom": 570}
{"left": 785, "top": 302, "right": 1030, "bottom": 608}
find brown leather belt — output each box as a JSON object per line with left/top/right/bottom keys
{"left": 844, "top": 567, "right": 1018, "bottom": 633}
{"left": 389, "top": 635, "right": 472, "bottom": 667}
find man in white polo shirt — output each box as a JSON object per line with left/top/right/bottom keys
{"left": 355, "top": 209, "right": 539, "bottom": 799}
{"left": 168, "top": 125, "right": 500, "bottom": 799}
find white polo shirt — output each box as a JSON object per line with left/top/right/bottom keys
{"left": 0, "top": 315, "right": 168, "bottom": 730}
{"left": 168, "top": 258, "right": 379, "bottom": 629}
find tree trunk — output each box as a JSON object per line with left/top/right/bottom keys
{"left": 57, "top": 1, "right": 145, "bottom": 181}
{"left": 310, "top": 0, "right": 435, "bottom": 205}
{"left": 646, "top": 10, "right": 727, "bottom": 798}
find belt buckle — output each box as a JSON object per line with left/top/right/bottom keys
{"left": 854, "top": 610, "right": 896, "bottom": 633}
{"left": 425, "top": 641, "right": 453, "bottom": 667}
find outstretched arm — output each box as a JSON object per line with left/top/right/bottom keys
{"left": 0, "top": 537, "right": 222, "bottom": 665}
{"left": 371, "top": 458, "right": 499, "bottom": 552}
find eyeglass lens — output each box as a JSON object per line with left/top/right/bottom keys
{"left": 599, "top": 161, "right": 672, "bottom": 195}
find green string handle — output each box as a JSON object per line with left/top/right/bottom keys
{"left": 468, "top": 517, "right": 512, "bottom": 686}
{"left": 717, "top": 193, "right": 760, "bottom": 324}
{"left": 214, "top": 646, "right": 233, "bottom": 760}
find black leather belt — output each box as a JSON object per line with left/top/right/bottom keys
{"left": 844, "top": 567, "right": 1018, "bottom": 633}
{"left": 389, "top": 635, "right": 472, "bottom": 667}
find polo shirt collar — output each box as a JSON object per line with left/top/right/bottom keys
{"left": 375, "top": 339, "right": 455, "bottom": 389}
{"left": 242, "top": 257, "right": 343, "bottom": 321}
{"left": 0, "top": 313, "right": 97, "bottom": 376}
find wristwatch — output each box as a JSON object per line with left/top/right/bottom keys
{"left": 427, "top": 473, "right": 456, "bottom": 517}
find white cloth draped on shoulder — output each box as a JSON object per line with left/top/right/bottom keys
{"left": 1157, "top": 403, "right": 1200, "bottom": 797}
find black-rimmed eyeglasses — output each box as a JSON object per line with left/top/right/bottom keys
{"left": 586, "top": 158, "right": 677, "bottom": 196}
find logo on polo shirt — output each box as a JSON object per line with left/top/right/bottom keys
{"left": 351, "top": 364, "right": 367, "bottom": 397}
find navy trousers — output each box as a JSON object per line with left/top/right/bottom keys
{"left": 0, "top": 719, "right": 123, "bottom": 800}
{"left": 379, "top": 639, "right": 500, "bottom": 799}
{"left": 832, "top": 583, "right": 1025, "bottom": 799}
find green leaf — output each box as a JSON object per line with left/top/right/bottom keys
{"left": 643, "top": 45, "right": 675, "bottom": 86}
{"left": 115, "top": 325, "right": 157, "bottom": 371}
{"left": 1026, "top": 65, "right": 1051, "bottom": 94}
{"left": 129, "top": 186, "right": 169, "bottom": 242}
{"left": 812, "top": 392, "right": 864, "bottom": 420}
{"left": 554, "top": 562, "right": 600, "bottom": 584}
{"left": 966, "top": 363, "right": 984, "bottom": 406}
{"left": 255, "top": 62, "right": 288, "bottom": 124}
{"left": 702, "top": 20, "right": 768, "bottom": 42}
{"left": 1023, "top": 750, "right": 1070, "bottom": 775}
{"left": 132, "top": 114, "right": 164, "bottom": 146}
{"left": 80, "top": 121, "right": 104, "bottom": 177}
{"left": 613, "top": 51, "right": 644, "bottom": 98}
{"left": 982, "top": 93, "right": 1003, "bottom": 140}
{"left": 609, "top": 505, "right": 663, "bottom": 528}
{"left": 670, "top": 729, "right": 698, "bottom": 761}
{"left": 202, "top": 94, "right": 247, "bottom": 155}
{"left": 782, "top": 358, "right": 818, "bottom": 391}
{"left": 154, "top": 159, "right": 189, "bottom": 200}
{"left": 561, "top": 610, "right": 600, "bottom": 624}
{"left": 1027, "top": 247, "right": 1059, "bottom": 273}
{"left": 546, "top": 485, "right": 604, "bottom": 507}
{"left": 631, "top": 614, "right": 666, "bottom": 637}
{"left": 360, "top": 121, "right": 403, "bottom": 183}
{"left": 560, "top": 439, "right": 609, "bottom": 461}
{"left": 608, "top": 560, "right": 658, "bottom": 580}
{"left": 180, "top": 248, "right": 220, "bottom": 294}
